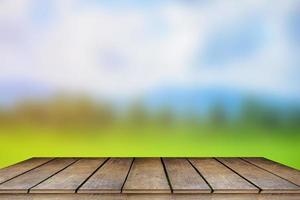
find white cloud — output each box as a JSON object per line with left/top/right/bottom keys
{"left": 0, "top": 0, "right": 299, "bottom": 99}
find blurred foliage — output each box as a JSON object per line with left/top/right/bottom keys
{"left": 0, "top": 95, "right": 300, "bottom": 169}
{"left": 0, "top": 95, "right": 115, "bottom": 128}
{"left": 208, "top": 102, "right": 228, "bottom": 128}
{"left": 239, "top": 98, "right": 300, "bottom": 129}
{"left": 0, "top": 95, "right": 300, "bottom": 129}
{"left": 127, "top": 100, "right": 149, "bottom": 126}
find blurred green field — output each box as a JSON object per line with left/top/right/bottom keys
{"left": 1, "top": 124, "right": 299, "bottom": 169}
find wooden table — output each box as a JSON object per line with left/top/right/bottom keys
{"left": 0, "top": 157, "right": 299, "bottom": 200}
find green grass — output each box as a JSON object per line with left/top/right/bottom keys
{"left": 1, "top": 125, "right": 300, "bottom": 169}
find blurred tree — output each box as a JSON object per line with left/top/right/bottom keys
{"left": 94, "top": 102, "right": 115, "bottom": 127}
{"left": 240, "top": 98, "right": 282, "bottom": 128}
{"left": 9, "top": 95, "right": 116, "bottom": 128}
{"left": 0, "top": 108, "right": 7, "bottom": 126}
{"left": 185, "top": 106, "right": 201, "bottom": 127}
{"left": 127, "top": 100, "right": 149, "bottom": 126}
{"left": 239, "top": 98, "right": 261, "bottom": 125}
{"left": 14, "top": 100, "right": 48, "bottom": 124}
{"left": 209, "top": 102, "right": 227, "bottom": 128}
{"left": 156, "top": 106, "right": 175, "bottom": 127}
{"left": 286, "top": 106, "right": 300, "bottom": 128}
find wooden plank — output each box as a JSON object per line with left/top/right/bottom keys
{"left": 122, "top": 158, "right": 170, "bottom": 193}
{"left": 0, "top": 193, "right": 300, "bottom": 200}
{"left": 0, "top": 158, "right": 77, "bottom": 193}
{"left": 217, "top": 158, "right": 300, "bottom": 193}
{"left": 189, "top": 158, "right": 259, "bottom": 193}
{"left": 1, "top": 157, "right": 299, "bottom": 196}
{"left": 78, "top": 158, "right": 132, "bottom": 193}
{"left": 30, "top": 158, "right": 107, "bottom": 193}
{"left": 0, "top": 158, "right": 53, "bottom": 184}
{"left": 163, "top": 158, "right": 211, "bottom": 193}
{"left": 243, "top": 158, "right": 300, "bottom": 186}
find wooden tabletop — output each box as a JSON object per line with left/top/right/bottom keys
{"left": 0, "top": 157, "right": 299, "bottom": 200}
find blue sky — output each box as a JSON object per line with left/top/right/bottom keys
{"left": 0, "top": 0, "right": 299, "bottom": 105}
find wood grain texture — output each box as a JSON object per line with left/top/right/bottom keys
{"left": 30, "top": 158, "right": 107, "bottom": 193}
{"left": 217, "top": 158, "right": 300, "bottom": 193}
{"left": 0, "top": 158, "right": 77, "bottom": 193}
{"left": 242, "top": 157, "right": 300, "bottom": 186}
{"left": 78, "top": 158, "right": 132, "bottom": 193}
{"left": 163, "top": 158, "right": 211, "bottom": 193}
{"left": 189, "top": 158, "right": 259, "bottom": 193}
{"left": 0, "top": 158, "right": 53, "bottom": 184}
{"left": 0, "top": 193, "right": 300, "bottom": 200}
{"left": 122, "top": 158, "right": 171, "bottom": 193}
{"left": 0, "top": 157, "right": 299, "bottom": 197}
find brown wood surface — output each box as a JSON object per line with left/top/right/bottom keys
{"left": 242, "top": 157, "right": 300, "bottom": 186}
{"left": 78, "top": 158, "right": 132, "bottom": 193}
{"left": 189, "top": 158, "right": 259, "bottom": 193}
{"left": 0, "top": 158, "right": 53, "bottom": 184}
{"left": 30, "top": 158, "right": 107, "bottom": 193}
{"left": 217, "top": 158, "right": 300, "bottom": 193}
{"left": 163, "top": 158, "right": 211, "bottom": 193}
{"left": 0, "top": 193, "right": 300, "bottom": 200}
{"left": 0, "top": 158, "right": 77, "bottom": 193}
{"left": 122, "top": 158, "right": 171, "bottom": 193}
{"left": 0, "top": 157, "right": 299, "bottom": 196}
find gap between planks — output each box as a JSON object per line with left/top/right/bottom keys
{"left": 0, "top": 157, "right": 299, "bottom": 195}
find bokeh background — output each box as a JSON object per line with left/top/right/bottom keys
{"left": 0, "top": 0, "right": 300, "bottom": 169}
